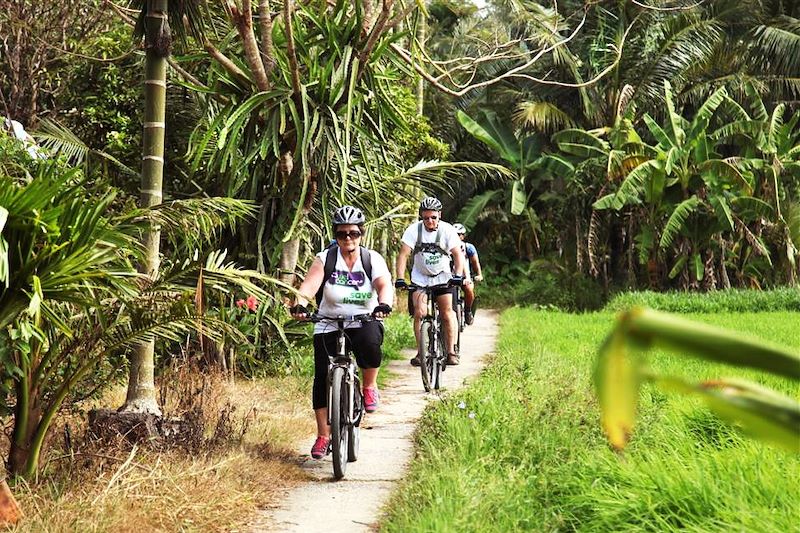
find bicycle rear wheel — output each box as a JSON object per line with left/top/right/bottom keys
{"left": 330, "top": 366, "right": 349, "bottom": 479}
{"left": 418, "top": 321, "right": 433, "bottom": 392}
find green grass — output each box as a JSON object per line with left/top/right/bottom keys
{"left": 606, "top": 288, "right": 800, "bottom": 313}
{"left": 380, "top": 309, "right": 800, "bottom": 532}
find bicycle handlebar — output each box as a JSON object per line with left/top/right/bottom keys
{"left": 303, "top": 313, "right": 375, "bottom": 323}
{"left": 401, "top": 280, "right": 461, "bottom": 292}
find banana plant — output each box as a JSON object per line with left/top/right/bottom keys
{"left": 456, "top": 109, "right": 572, "bottom": 216}
{"left": 593, "top": 82, "right": 761, "bottom": 286}
{"left": 596, "top": 307, "right": 800, "bottom": 453}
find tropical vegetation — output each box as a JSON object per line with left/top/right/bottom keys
{"left": 0, "top": 0, "right": 798, "bottom": 528}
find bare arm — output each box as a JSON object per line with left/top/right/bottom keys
{"left": 395, "top": 243, "right": 412, "bottom": 281}
{"left": 293, "top": 257, "right": 324, "bottom": 309}
{"left": 450, "top": 245, "right": 468, "bottom": 283}
{"left": 470, "top": 253, "right": 483, "bottom": 281}
{"left": 372, "top": 275, "right": 394, "bottom": 306}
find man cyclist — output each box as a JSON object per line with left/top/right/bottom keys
{"left": 395, "top": 197, "right": 467, "bottom": 366}
{"left": 290, "top": 206, "right": 393, "bottom": 459}
{"left": 453, "top": 223, "right": 483, "bottom": 325}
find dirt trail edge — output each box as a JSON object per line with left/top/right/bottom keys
{"left": 250, "top": 310, "right": 499, "bottom": 532}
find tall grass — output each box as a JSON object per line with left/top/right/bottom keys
{"left": 606, "top": 288, "right": 800, "bottom": 313}
{"left": 381, "top": 309, "right": 800, "bottom": 532}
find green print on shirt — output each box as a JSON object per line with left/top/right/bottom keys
{"left": 424, "top": 252, "right": 442, "bottom": 266}
{"left": 343, "top": 291, "right": 373, "bottom": 305}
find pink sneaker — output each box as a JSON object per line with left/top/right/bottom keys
{"left": 310, "top": 436, "right": 330, "bottom": 459}
{"left": 364, "top": 387, "right": 380, "bottom": 413}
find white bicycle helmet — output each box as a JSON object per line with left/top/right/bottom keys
{"left": 453, "top": 223, "right": 466, "bottom": 234}
{"left": 419, "top": 196, "right": 442, "bottom": 213}
{"left": 332, "top": 205, "right": 366, "bottom": 226}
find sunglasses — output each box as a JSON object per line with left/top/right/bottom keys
{"left": 422, "top": 215, "right": 439, "bottom": 221}
{"left": 335, "top": 230, "right": 362, "bottom": 240}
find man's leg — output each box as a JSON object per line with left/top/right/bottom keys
{"left": 464, "top": 284, "right": 476, "bottom": 325}
{"left": 436, "top": 292, "right": 458, "bottom": 364}
{"left": 410, "top": 290, "right": 427, "bottom": 365}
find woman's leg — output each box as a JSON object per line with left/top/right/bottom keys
{"left": 312, "top": 332, "right": 338, "bottom": 436}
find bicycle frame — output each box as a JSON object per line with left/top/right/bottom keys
{"left": 405, "top": 283, "right": 455, "bottom": 391}
{"left": 308, "top": 313, "right": 372, "bottom": 479}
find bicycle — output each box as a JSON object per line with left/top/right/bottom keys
{"left": 401, "top": 280, "right": 462, "bottom": 392}
{"left": 306, "top": 313, "right": 373, "bottom": 479}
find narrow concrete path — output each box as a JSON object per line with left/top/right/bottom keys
{"left": 251, "top": 310, "right": 498, "bottom": 532}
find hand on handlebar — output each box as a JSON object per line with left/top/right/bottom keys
{"left": 474, "top": 274, "right": 483, "bottom": 282}
{"left": 372, "top": 303, "right": 392, "bottom": 318}
{"left": 289, "top": 304, "right": 310, "bottom": 319}
{"left": 394, "top": 279, "right": 408, "bottom": 290}
{"left": 450, "top": 275, "right": 464, "bottom": 287}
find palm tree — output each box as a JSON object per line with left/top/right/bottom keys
{"left": 182, "top": 0, "right": 506, "bottom": 281}
{"left": 123, "top": 0, "right": 206, "bottom": 414}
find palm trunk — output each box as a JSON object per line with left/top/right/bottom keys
{"left": 415, "top": 12, "right": 426, "bottom": 116}
{"left": 123, "top": 0, "right": 169, "bottom": 415}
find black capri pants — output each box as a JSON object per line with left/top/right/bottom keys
{"left": 312, "top": 320, "right": 384, "bottom": 409}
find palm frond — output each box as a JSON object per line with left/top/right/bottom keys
{"left": 513, "top": 101, "right": 577, "bottom": 134}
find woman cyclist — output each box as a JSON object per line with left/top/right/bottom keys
{"left": 290, "top": 206, "right": 394, "bottom": 459}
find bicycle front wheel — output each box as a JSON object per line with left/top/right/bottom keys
{"left": 419, "top": 320, "right": 433, "bottom": 392}
{"left": 330, "top": 366, "right": 349, "bottom": 479}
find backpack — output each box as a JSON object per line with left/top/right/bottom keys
{"left": 315, "top": 245, "right": 374, "bottom": 306}
{"left": 412, "top": 221, "right": 450, "bottom": 257}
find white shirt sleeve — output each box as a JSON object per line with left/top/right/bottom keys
{"left": 401, "top": 222, "right": 419, "bottom": 249}
{"left": 369, "top": 250, "right": 392, "bottom": 281}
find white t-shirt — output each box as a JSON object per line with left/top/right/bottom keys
{"left": 401, "top": 221, "right": 461, "bottom": 286}
{"left": 315, "top": 247, "right": 391, "bottom": 334}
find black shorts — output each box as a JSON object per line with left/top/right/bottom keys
{"left": 407, "top": 286, "right": 458, "bottom": 316}
{"left": 311, "top": 321, "right": 384, "bottom": 409}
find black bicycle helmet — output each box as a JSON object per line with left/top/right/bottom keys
{"left": 453, "top": 223, "right": 466, "bottom": 234}
{"left": 332, "top": 205, "right": 366, "bottom": 226}
{"left": 419, "top": 196, "right": 442, "bottom": 213}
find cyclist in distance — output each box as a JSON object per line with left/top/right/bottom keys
{"left": 453, "top": 223, "right": 483, "bottom": 325}
{"left": 395, "top": 196, "right": 468, "bottom": 366}
{"left": 290, "top": 206, "right": 393, "bottom": 459}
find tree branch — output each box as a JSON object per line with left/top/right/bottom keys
{"left": 356, "top": 0, "right": 394, "bottom": 82}
{"left": 283, "top": 0, "right": 302, "bottom": 95}
{"left": 390, "top": 7, "right": 588, "bottom": 97}
{"left": 202, "top": 36, "right": 253, "bottom": 87}
{"left": 258, "top": 0, "right": 276, "bottom": 75}
{"left": 230, "top": 0, "right": 271, "bottom": 91}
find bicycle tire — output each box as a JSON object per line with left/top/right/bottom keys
{"left": 434, "top": 320, "right": 445, "bottom": 390}
{"left": 330, "top": 366, "right": 348, "bottom": 479}
{"left": 455, "top": 300, "right": 463, "bottom": 354}
{"left": 348, "top": 385, "right": 362, "bottom": 462}
{"left": 419, "top": 321, "right": 433, "bottom": 392}
{"left": 457, "top": 294, "right": 465, "bottom": 333}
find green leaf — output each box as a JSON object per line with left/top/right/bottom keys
{"left": 710, "top": 195, "right": 734, "bottom": 233}
{"left": 595, "top": 327, "right": 642, "bottom": 451}
{"left": 510, "top": 180, "right": 526, "bottom": 215}
{"left": 457, "top": 110, "right": 521, "bottom": 166}
{"left": 692, "top": 252, "right": 703, "bottom": 281}
{"left": 456, "top": 190, "right": 503, "bottom": 228}
{"left": 551, "top": 129, "right": 609, "bottom": 158}
{"left": 668, "top": 254, "right": 688, "bottom": 279}
{"left": 659, "top": 196, "right": 699, "bottom": 250}
{"left": 625, "top": 308, "right": 800, "bottom": 380}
